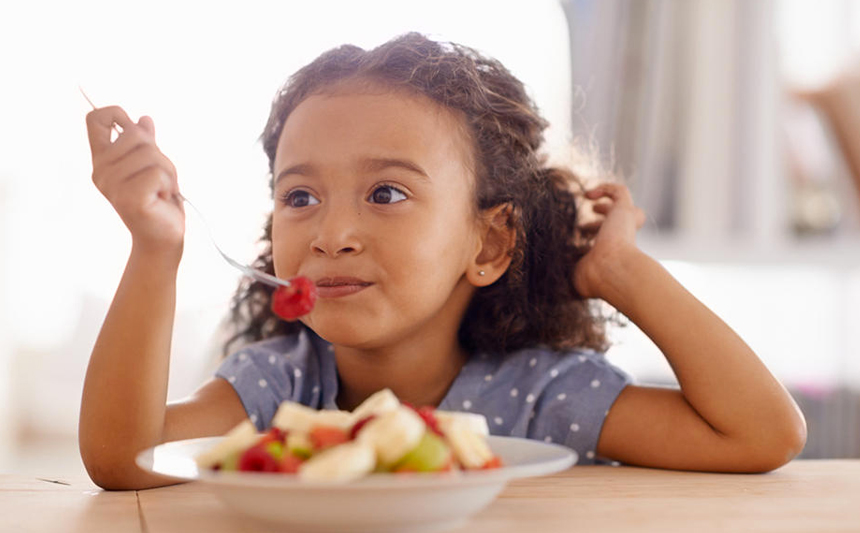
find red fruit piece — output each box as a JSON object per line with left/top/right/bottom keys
{"left": 238, "top": 443, "right": 280, "bottom": 472}
{"left": 309, "top": 426, "right": 351, "bottom": 450}
{"left": 349, "top": 415, "right": 377, "bottom": 440}
{"left": 279, "top": 453, "right": 304, "bottom": 474}
{"left": 259, "top": 427, "right": 287, "bottom": 445}
{"left": 271, "top": 276, "right": 317, "bottom": 321}
{"left": 414, "top": 405, "right": 445, "bottom": 437}
{"left": 481, "top": 457, "right": 504, "bottom": 470}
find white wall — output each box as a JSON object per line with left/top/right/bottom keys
{"left": 607, "top": 261, "right": 860, "bottom": 390}
{"left": 0, "top": 0, "right": 572, "bottom": 440}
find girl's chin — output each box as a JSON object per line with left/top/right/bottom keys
{"left": 303, "top": 313, "right": 384, "bottom": 347}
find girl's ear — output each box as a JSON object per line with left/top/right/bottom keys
{"left": 468, "top": 203, "right": 516, "bottom": 287}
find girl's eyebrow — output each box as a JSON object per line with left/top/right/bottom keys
{"left": 358, "top": 157, "right": 430, "bottom": 181}
{"left": 275, "top": 157, "right": 430, "bottom": 186}
{"left": 275, "top": 163, "right": 314, "bottom": 185}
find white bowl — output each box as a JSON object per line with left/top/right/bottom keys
{"left": 137, "top": 435, "right": 576, "bottom": 533}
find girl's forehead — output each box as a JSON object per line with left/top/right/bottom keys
{"left": 275, "top": 82, "right": 477, "bottom": 176}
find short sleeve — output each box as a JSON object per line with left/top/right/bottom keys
{"left": 215, "top": 334, "right": 309, "bottom": 430}
{"left": 440, "top": 346, "right": 633, "bottom": 466}
{"left": 527, "top": 351, "right": 631, "bottom": 463}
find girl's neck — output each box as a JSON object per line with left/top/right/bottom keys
{"left": 333, "top": 336, "right": 469, "bottom": 411}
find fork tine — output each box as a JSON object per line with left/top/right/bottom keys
{"left": 218, "top": 251, "right": 292, "bottom": 289}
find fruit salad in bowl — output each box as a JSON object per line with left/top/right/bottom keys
{"left": 137, "top": 391, "right": 574, "bottom": 533}
{"left": 195, "top": 389, "right": 502, "bottom": 482}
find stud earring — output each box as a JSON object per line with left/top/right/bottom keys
{"left": 478, "top": 270, "right": 486, "bottom": 276}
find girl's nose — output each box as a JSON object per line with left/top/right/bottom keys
{"left": 310, "top": 206, "right": 364, "bottom": 257}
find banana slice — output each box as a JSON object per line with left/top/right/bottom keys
{"left": 349, "top": 388, "right": 401, "bottom": 424}
{"left": 314, "top": 409, "right": 354, "bottom": 430}
{"left": 357, "top": 406, "right": 424, "bottom": 466}
{"left": 435, "top": 411, "right": 490, "bottom": 436}
{"left": 298, "top": 440, "right": 376, "bottom": 482}
{"left": 272, "top": 402, "right": 352, "bottom": 433}
{"left": 194, "top": 419, "right": 261, "bottom": 469}
{"left": 436, "top": 414, "right": 494, "bottom": 469}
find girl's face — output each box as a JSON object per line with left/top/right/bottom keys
{"left": 271, "top": 85, "right": 483, "bottom": 349}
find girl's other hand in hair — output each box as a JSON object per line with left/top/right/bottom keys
{"left": 573, "top": 182, "right": 646, "bottom": 300}
{"left": 86, "top": 106, "right": 185, "bottom": 261}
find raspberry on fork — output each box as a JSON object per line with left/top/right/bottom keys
{"left": 272, "top": 276, "right": 317, "bottom": 321}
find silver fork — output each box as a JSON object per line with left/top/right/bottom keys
{"left": 80, "top": 87, "right": 292, "bottom": 289}
{"left": 179, "top": 195, "right": 292, "bottom": 288}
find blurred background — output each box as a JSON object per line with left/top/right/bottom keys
{"left": 1, "top": 0, "right": 858, "bottom": 478}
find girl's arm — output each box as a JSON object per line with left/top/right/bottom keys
{"left": 79, "top": 107, "right": 247, "bottom": 490}
{"left": 575, "top": 184, "right": 807, "bottom": 473}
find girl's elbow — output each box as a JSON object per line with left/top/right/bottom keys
{"left": 82, "top": 453, "right": 180, "bottom": 491}
{"left": 745, "top": 416, "right": 808, "bottom": 473}
{"left": 85, "top": 463, "right": 136, "bottom": 491}
{"left": 80, "top": 441, "right": 158, "bottom": 491}
{"left": 80, "top": 447, "right": 133, "bottom": 490}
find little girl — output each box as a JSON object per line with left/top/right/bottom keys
{"left": 80, "top": 33, "right": 806, "bottom": 490}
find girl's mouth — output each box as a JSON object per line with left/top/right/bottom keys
{"left": 314, "top": 277, "right": 373, "bottom": 299}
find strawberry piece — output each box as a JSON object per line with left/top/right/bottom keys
{"left": 258, "top": 427, "right": 287, "bottom": 446}
{"left": 271, "top": 276, "right": 317, "bottom": 321}
{"left": 414, "top": 405, "right": 445, "bottom": 437}
{"left": 278, "top": 453, "right": 305, "bottom": 474}
{"left": 238, "top": 443, "right": 280, "bottom": 472}
{"left": 309, "top": 426, "right": 351, "bottom": 450}
{"left": 349, "top": 415, "right": 377, "bottom": 440}
{"left": 481, "top": 457, "right": 504, "bottom": 470}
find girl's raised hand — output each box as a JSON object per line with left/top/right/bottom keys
{"left": 86, "top": 106, "right": 184, "bottom": 259}
{"left": 573, "top": 182, "right": 646, "bottom": 300}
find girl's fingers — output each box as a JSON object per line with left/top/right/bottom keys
{"left": 585, "top": 182, "right": 634, "bottom": 205}
{"left": 578, "top": 219, "right": 603, "bottom": 235}
{"left": 110, "top": 164, "right": 177, "bottom": 217}
{"left": 137, "top": 115, "right": 155, "bottom": 140}
{"left": 95, "top": 143, "right": 177, "bottom": 198}
{"left": 591, "top": 200, "right": 614, "bottom": 215}
{"left": 95, "top": 123, "right": 154, "bottom": 167}
{"left": 86, "top": 106, "right": 136, "bottom": 155}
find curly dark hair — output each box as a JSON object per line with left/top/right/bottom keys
{"left": 224, "top": 32, "right": 611, "bottom": 357}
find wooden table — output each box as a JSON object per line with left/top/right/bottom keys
{"left": 3, "top": 460, "right": 858, "bottom": 532}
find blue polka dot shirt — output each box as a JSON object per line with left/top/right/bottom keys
{"left": 215, "top": 328, "right": 632, "bottom": 465}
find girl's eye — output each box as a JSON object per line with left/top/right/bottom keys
{"left": 282, "top": 190, "right": 320, "bottom": 208}
{"left": 369, "top": 185, "right": 407, "bottom": 204}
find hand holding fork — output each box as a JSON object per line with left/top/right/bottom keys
{"left": 81, "top": 89, "right": 315, "bottom": 318}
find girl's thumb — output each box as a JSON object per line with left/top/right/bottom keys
{"left": 138, "top": 115, "right": 155, "bottom": 140}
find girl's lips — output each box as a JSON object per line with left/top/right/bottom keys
{"left": 314, "top": 277, "right": 373, "bottom": 299}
